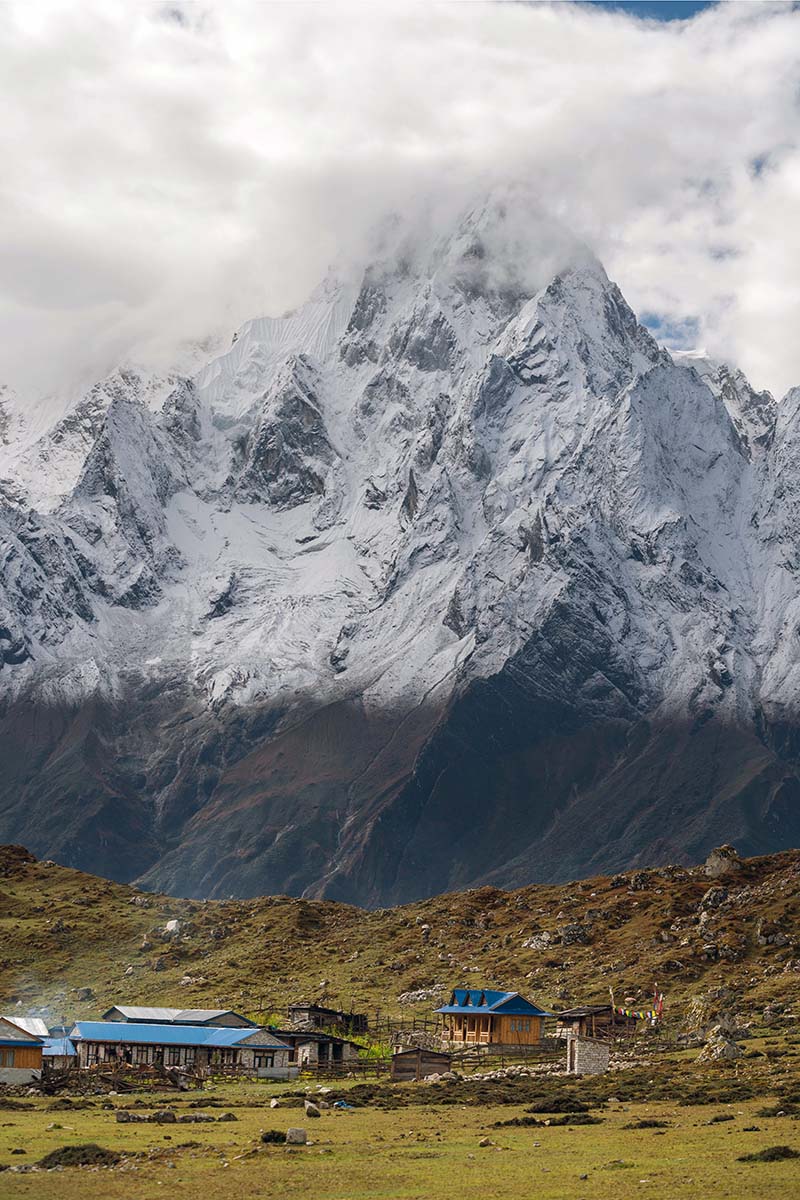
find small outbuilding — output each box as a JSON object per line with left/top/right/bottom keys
{"left": 391, "top": 1048, "right": 452, "bottom": 1082}
{"left": 0, "top": 1017, "right": 44, "bottom": 1083}
{"left": 566, "top": 1034, "right": 610, "bottom": 1075}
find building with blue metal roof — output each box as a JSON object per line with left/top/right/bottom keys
{"left": 436, "top": 987, "right": 552, "bottom": 1048}
{"left": 42, "top": 1037, "right": 77, "bottom": 1069}
{"left": 70, "top": 1020, "right": 297, "bottom": 1080}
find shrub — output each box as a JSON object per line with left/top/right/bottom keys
{"left": 38, "top": 1144, "right": 121, "bottom": 1169}
{"left": 738, "top": 1146, "right": 800, "bottom": 1163}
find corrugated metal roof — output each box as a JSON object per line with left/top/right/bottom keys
{"left": 436, "top": 987, "right": 552, "bottom": 1017}
{"left": 103, "top": 1006, "right": 254, "bottom": 1026}
{"left": 105, "top": 1007, "right": 185, "bottom": 1022}
{"left": 0, "top": 1017, "right": 44, "bottom": 1044}
{"left": 1, "top": 1016, "right": 49, "bottom": 1038}
{"left": 43, "top": 1037, "right": 77, "bottom": 1057}
{"left": 556, "top": 1005, "right": 614, "bottom": 1019}
{"left": 70, "top": 1021, "right": 289, "bottom": 1050}
{"left": 173, "top": 1009, "right": 254, "bottom": 1026}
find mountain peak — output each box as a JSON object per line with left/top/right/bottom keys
{"left": 2, "top": 221, "right": 800, "bottom": 906}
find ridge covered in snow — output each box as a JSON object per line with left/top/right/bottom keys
{"left": 1, "top": 196, "right": 799, "bottom": 904}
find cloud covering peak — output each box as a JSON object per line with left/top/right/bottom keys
{"left": 1, "top": 0, "right": 799, "bottom": 402}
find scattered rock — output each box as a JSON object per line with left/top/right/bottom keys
{"left": 559, "top": 923, "right": 592, "bottom": 946}
{"left": 304, "top": 1101, "right": 322, "bottom": 1118}
{"left": 286, "top": 1128, "right": 308, "bottom": 1145}
{"left": 697, "top": 1027, "right": 744, "bottom": 1062}
{"left": 704, "top": 845, "right": 742, "bottom": 878}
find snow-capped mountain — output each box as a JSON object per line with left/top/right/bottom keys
{"left": 2, "top": 197, "right": 799, "bottom": 904}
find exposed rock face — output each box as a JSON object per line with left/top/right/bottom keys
{"left": 1, "top": 197, "right": 800, "bottom": 903}
{"left": 704, "top": 846, "right": 743, "bottom": 879}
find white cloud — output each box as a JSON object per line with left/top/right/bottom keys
{"left": 0, "top": 0, "right": 798, "bottom": 402}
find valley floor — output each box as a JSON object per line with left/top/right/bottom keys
{"left": 2, "top": 1044, "right": 800, "bottom": 1199}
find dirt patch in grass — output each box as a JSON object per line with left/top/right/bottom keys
{"left": 623, "top": 1118, "right": 671, "bottom": 1129}
{"left": 37, "top": 1144, "right": 122, "bottom": 1169}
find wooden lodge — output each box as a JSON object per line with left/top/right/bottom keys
{"left": 0, "top": 1017, "right": 44, "bottom": 1084}
{"left": 436, "top": 988, "right": 551, "bottom": 1047}
{"left": 70, "top": 1020, "right": 297, "bottom": 1079}
{"left": 555, "top": 1005, "right": 638, "bottom": 1040}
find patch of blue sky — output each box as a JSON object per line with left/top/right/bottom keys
{"left": 580, "top": 1, "right": 717, "bottom": 20}
{"left": 641, "top": 311, "right": 700, "bottom": 349}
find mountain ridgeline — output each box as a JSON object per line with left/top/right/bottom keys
{"left": 1, "top": 199, "right": 799, "bottom": 904}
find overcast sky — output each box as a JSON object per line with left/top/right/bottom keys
{"left": 1, "top": 0, "right": 799, "bottom": 404}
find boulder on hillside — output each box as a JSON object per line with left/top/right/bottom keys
{"left": 696, "top": 1026, "right": 744, "bottom": 1062}
{"left": 704, "top": 846, "right": 742, "bottom": 878}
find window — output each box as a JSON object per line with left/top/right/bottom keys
{"left": 254, "top": 1053, "right": 275, "bottom": 1069}
{"left": 0, "top": 1049, "right": 15, "bottom": 1067}
{"left": 167, "top": 1048, "right": 182, "bottom": 1066}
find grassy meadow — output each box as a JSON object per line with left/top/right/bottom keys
{"left": 2, "top": 1049, "right": 800, "bottom": 1199}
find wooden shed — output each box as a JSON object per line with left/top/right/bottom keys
{"left": 391, "top": 1048, "right": 452, "bottom": 1082}
{"left": 555, "top": 1005, "right": 638, "bottom": 1040}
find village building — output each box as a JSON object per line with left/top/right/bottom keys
{"left": 271, "top": 1028, "right": 362, "bottom": 1067}
{"left": 287, "top": 1003, "right": 369, "bottom": 1035}
{"left": 555, "top": 1005, "right": 638, "bottom": 1040}
{"left": 102, "top": 1006, "right": 256, "bottom": 1028}
{"left": 391, "top": 1047, "right": 452, "bottom": 1082}
{"left": 70, "top": 1021, "right": 297, "bottom": 1079}
{"left": 436, "top": 988, "right": 552, "bottom": 1046}
{"left": 0, "top": 1017, "right": 43, "bottom": 1084}
{"left": 42, "top": 1036, "right": 77, "bottom": 1070}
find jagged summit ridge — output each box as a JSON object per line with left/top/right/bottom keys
{"left": 0, "top": 200, "right": 798, "bottom": 905}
